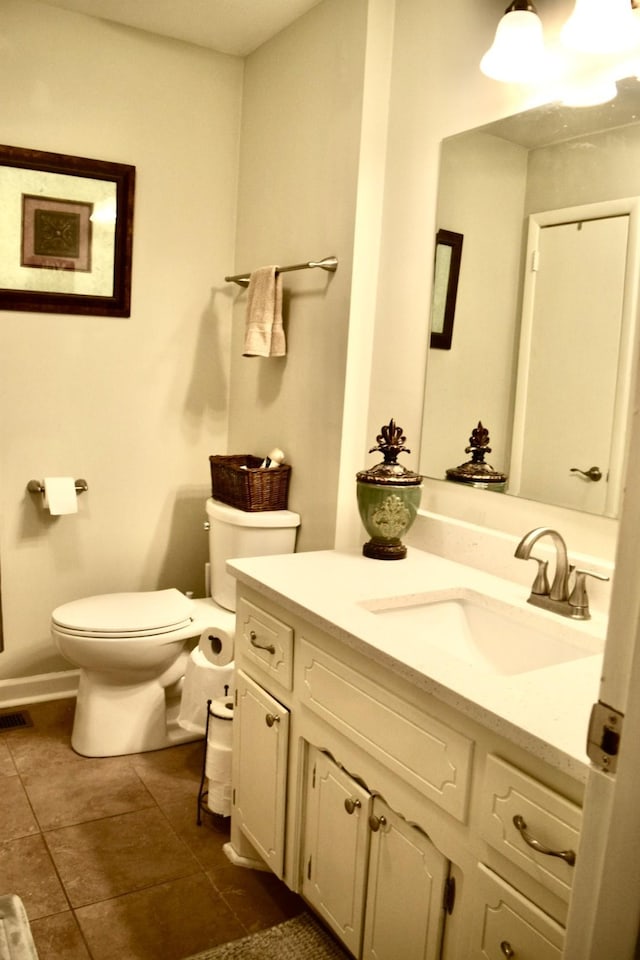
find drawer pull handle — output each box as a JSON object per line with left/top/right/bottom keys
{"left": 265, "top": 713, "right": 280, "bottom": 727}
{"left": 250, "top": 630, "right": 275, "bottom": 655}
{"left": 500, "top": 941, "right": 515, "bottom": 958}
{"left": 512, "top": 815, "right": 576, "bottom": 866}
{"left": 344, "top": 798, "right": 361, "bottom": 815}
{"left": 368, "top": 814, "right": 387, "bottom": 832}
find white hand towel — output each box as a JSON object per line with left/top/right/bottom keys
{"left": 243, "top": 265, "right": 286, "bottom": 357}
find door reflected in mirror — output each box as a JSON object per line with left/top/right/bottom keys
{"left": 419, "top": 76, "right": 640, "bottom": 519}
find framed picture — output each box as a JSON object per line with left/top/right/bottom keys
{"left": 429, "top": 229, "right": 463, "bottom": 350}
{"left": 0, "top": 144, "right": 135, "bottom": 316}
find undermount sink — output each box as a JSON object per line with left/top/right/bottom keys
{"left": 361, "top": 591, "right": 595, "bottom": 677}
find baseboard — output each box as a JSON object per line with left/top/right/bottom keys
{"left": 0, "top": 669, "right": 80, "bottom": 707}
{"left": 223, "top": 841, "right": 270, "bottom": 872}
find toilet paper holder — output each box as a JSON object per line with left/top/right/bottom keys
{"left": 27, "top": 479, "right": 88, "bottom": 495}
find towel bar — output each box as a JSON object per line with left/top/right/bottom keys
{"left": 225, "top": 255, "right": 338, "bottom": 287}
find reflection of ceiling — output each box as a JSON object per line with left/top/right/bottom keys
{"left": 36, "top": 0, "right": 322, "bottom": 55}
{"left": 474, "top": 77, "right": 640, "bottom": 149}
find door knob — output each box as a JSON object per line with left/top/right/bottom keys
{"left": 344, "top": 797, "right": 361, "bottom": 815}
{"left": 265, "top": 713, "right": 280, "bottom": 727}
{"left": 368, "top": 814, "right": 387, "bottom": 832}
{"left": 570, "top": 466, "right": 602, "bottom": 482}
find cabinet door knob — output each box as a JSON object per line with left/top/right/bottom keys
{"left": 512, "top": 815, "right": 576, "bottom": 866}
{"left": 500, "top": 942, "right": 515, "bottom": 958}
{"left": 250, "top": 630, "right": 276, "bottom": 655}
{"left": 265, "top": 713, "right": 280, "bottom": 727}
{"left": 344, "top": 797, "right": 361, "bottom": 815}
{"left": 368, "top": 814, "right": 387, "bottom": 832}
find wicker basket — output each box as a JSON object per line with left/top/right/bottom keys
{"left": 209, "top": 455, "right": 291, "bottom": 512}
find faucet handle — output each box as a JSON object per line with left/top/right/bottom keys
{"left": 529, "top": 557, "right": 550, "bottom": 596}
{"left": 569, "top": 568, "right": 610, "bottom": 620}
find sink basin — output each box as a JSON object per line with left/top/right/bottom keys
{"left": 361, "top": 591, "right": 594, "bottom": 676}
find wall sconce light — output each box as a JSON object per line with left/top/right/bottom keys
{"left": 561, "top": 0, "right": 640, "bottom": 54}
{"left": 480, "top": 1, "right": 547, "bottom": 83}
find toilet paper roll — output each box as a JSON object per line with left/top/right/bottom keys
{"left": 205, "top": 739, "right": 232, "bottom": 783}
{"left": 207, "top": 778, "right": 232, "bottom": 817}
{"left": 42, "top": 477, "right": 78, "bottom": 515}
{"left": 176, "top": 650, "right": 234, "bottom": 735}
{"left": 198, "top": 625, "right": 234, "bottom": 667}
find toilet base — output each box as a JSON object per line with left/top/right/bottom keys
{"left": 71, "top": 670, "right": 202, "bottom": 757}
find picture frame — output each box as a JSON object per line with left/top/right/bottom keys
{"left": 429, "top": 228, "right": 463, "bottom": 350}
{"left": 0, "top": 144, "right": 135, "bottom": 316}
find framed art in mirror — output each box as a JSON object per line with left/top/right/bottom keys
{"left": 429, "top": 228, "right": 463, "bottom": 350}
{"left": 0, "top": 144, "right": 135, "bottom": 316}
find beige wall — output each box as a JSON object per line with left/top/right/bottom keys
{"left": 227, "top": 0, "right": 370, "bottom": 552}
{"left": 0, "top": 0, "right": 243, "bottom": 678}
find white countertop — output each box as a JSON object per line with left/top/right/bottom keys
{"left": 228, "top": 548, "right": 606, "bottom": 782}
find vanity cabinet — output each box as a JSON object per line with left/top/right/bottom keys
{"left": 230, "top": 584, "right": 586, "bottom": 960}
{"left": 232, "top": 669, "right": 289, "bottom": 877}
{"left": 302, "top": 746, "right": 449, "bottom": 960}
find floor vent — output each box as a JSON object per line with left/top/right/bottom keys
{"left": 0, "top": 709, "right": 33, "bottom": 730}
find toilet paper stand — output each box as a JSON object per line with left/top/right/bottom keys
{"left": 196, "top": 694, "right": 233, "bottom": 825}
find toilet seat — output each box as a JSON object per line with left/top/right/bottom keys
{"left": 52, "top": 588, "right": 195, "bottom": 639}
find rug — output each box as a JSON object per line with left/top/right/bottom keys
{"left": 184, "top": 912, "right": 351, "bottom": 960}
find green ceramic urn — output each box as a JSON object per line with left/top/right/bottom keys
{"left": 356, "top": 420, "right": 423, "bottom": 560}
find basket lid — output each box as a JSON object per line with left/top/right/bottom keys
{"left": 206, "top": 498, "right": 300, "bottom": 528}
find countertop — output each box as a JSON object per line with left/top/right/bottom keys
{"left": 228, "top": 548, "right": 606, "bottom": 782}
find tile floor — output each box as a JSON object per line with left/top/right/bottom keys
{"left": 0, "top": 698, "right": 304, "bottom": 960}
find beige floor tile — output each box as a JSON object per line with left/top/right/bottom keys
{"left": 208, "top": 864, "right": 304, "bottom": 934}
{"left": 30, "top": 911, "right": 92, "bottom": 960}
{"left": 159, "top": 798, "right": 231, "bottom": 872}
{"left": 0, "top": 834, "right": 69, "bottom": 920}
{"left": 0, "top": 737, "right": 17, "bottom": 777}
{"left": 129, "top": 740, "right": 205, "bottom": 805}
{"left": 45, "top": 806, "right": 200, "bottom": 908}
{"left": 0, "top": 775, "right": 39, "bottom": 841}
{"left": 23, "top": 755, "right": 155, "bottom": 830}
{"left": 75, "top": 873, "right": 246, "bottom": 960}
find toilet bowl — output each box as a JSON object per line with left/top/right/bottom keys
{"left": 51, "top": 499, "right": 300, "bottom": 757}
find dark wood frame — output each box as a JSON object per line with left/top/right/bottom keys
{"left": 429, "top": 228, "right": 463, "bottom": 350}
{"left": 0, "top": 144, "right": 135, "bottom": 316}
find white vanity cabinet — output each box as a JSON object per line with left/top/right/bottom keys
{"left": 232, "top": 669, "right": 289, "bottom": 877}
{"left": 302, "top": 746, "right": 449, "bottom": 960}
{"left": 230, "top": 582, "right": 587, "bottom": 960}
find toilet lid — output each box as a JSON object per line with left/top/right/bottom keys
{"left": 52, "top": 588, "right": 195, "bottom": 637}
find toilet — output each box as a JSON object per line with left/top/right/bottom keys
{"left": 52, "top": 498, "right": 300, "bottom": 758}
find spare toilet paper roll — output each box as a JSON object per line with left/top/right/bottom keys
{"left": 42, "top": 477, "right": 78, "bottom": 515}
{"left": 176, "top": 650, "right": 234, "bottom": 735}
{"left": 198, "top": 621, "right": 235, "bottom": 667}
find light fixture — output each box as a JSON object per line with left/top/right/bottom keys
{"left": 561, "top": 0, "right": 640, "bottom": 54}
{"left": 480, "top": 1, "right": 547, "bottom": 83}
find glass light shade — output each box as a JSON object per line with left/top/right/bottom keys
{"left": 561, "top": 0, "right": 640, "bottom": 54}
{"left": 481, "top": 10, "right": 547, "bottom": 83}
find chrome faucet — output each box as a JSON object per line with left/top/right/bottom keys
{"left": 514, "top": 526, "right": 608, "bottom": 620}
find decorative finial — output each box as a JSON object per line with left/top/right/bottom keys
{"left": 465, "top": 421, "right": 491, "bottom": 464}
{"left": 369, "top": 419, "right": 411, "bottom": 464}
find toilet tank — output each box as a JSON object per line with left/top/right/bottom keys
{"left": 206, "top": 498, "right": 300, "bottom": 612}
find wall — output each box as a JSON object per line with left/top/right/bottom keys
{"left": 421, "top": 131, "right": 528, "bottom": 480}
{"left": 0, "top": 0, "right": 243, "bottom": 678}
{"left": 226, "top": 0, "right": 373, "bottom": 552}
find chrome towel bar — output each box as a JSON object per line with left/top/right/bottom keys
{"left": 225, "top": 255, "right": 338, "bottom": 287}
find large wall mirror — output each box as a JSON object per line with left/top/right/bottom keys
{"left": 420, "top": 76, "right": 640, "bottom": 520}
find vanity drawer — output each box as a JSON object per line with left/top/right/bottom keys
{"left": 236, "top": 598, "right": 294, "bottom": 691}
{"left": 298, "top": 638, "right": 473, "bottom": 822}
{"left": 479, "top": 754, "right": 581, "bottom": 903}
{"left": 468, "top": 863, "right": 564, "bottom": 960}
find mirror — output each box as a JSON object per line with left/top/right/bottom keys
{"left": 420, "top": 76, "right": 640, "bottom": 519}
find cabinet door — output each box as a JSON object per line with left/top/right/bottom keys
{"left": 363, "top": 797, "right": 449, "bottom": 960}
{"left": 232, "top": 670, "right": 289, "bottom": 877}
{"left": 302, "top": 747, "right": 372, "bottom": 957}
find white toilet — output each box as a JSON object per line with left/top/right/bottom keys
{"left": 52, "top": 498, "right": 300, "bottom": 758}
